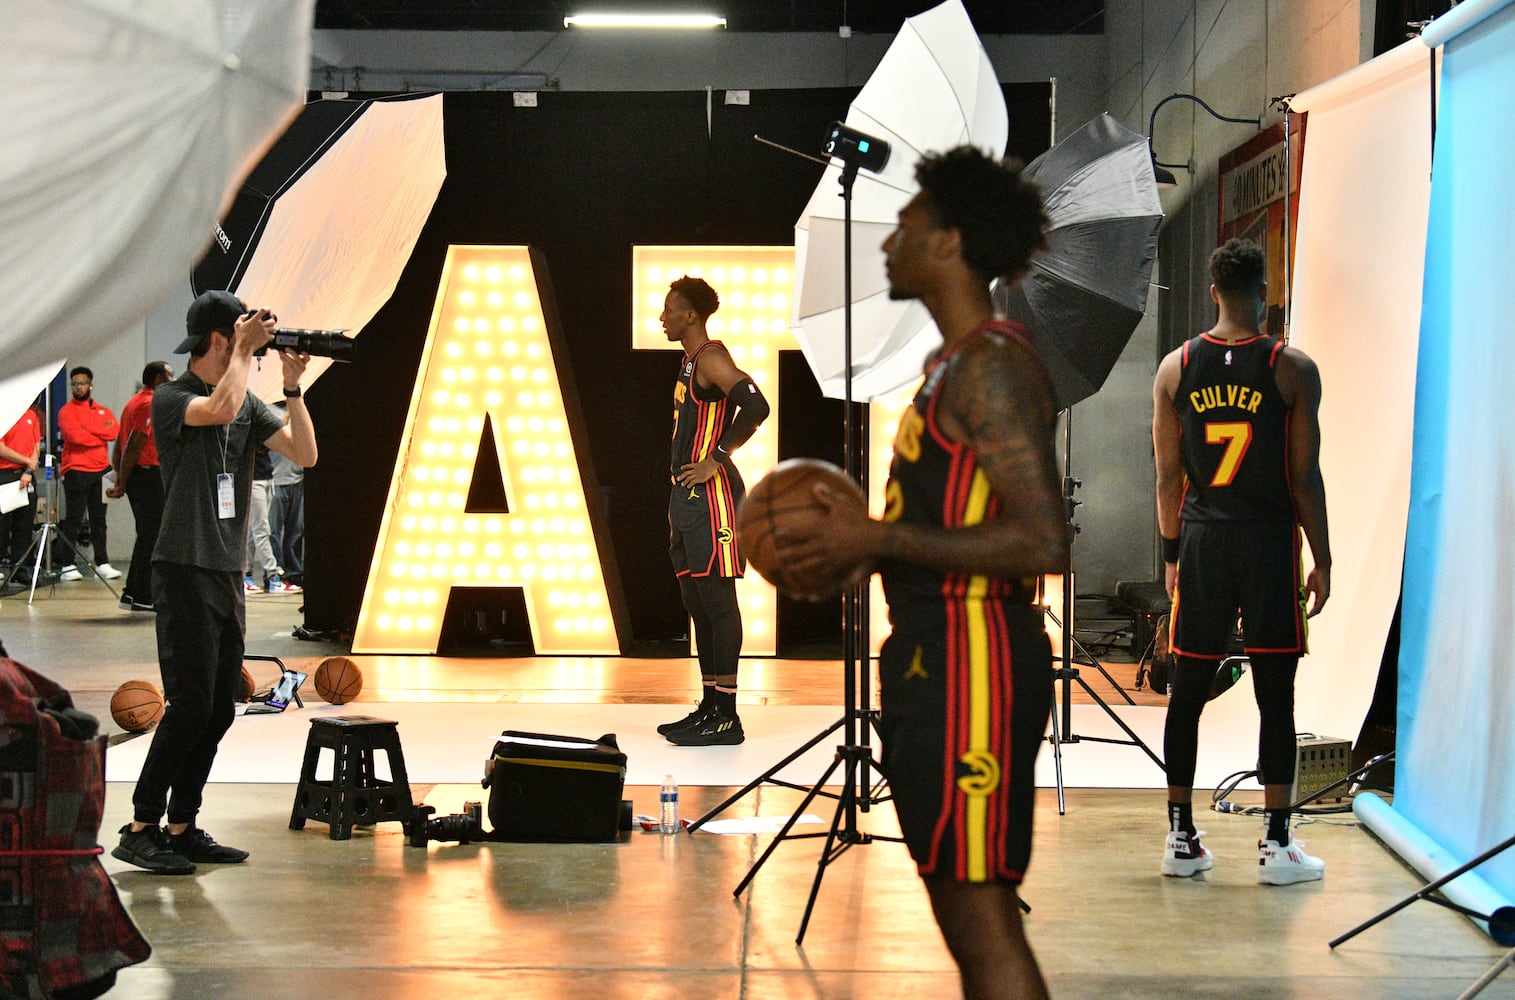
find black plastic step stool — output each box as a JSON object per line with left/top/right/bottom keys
{"left": 289, "top": 716, "right": 415, "bottom": 840}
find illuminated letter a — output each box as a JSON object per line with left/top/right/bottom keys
{"left": 353, "top": 246, "right": 625, "bottom": 655}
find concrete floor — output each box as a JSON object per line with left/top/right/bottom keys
{"left": 3, "top": 577, "right": 1513, "bottom": 999}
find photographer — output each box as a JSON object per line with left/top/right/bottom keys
{"left": 113, "top": 291, "right": 317, "bottom": 875}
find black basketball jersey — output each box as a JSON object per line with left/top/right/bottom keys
{"left": 1174, "top": 332, "right": 1294, "bottom": 523}
{"left": 880, "top": 319, "right": 1041, "bottom": 612}
{"left": 670, "top": 341, "right": 733, "bottom": 478}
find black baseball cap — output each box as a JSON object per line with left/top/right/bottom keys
{"left": 177, "top": 290, "right": 246, "bottom": 354}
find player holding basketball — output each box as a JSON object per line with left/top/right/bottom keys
{"left": 657, "top": 275, "right": 770, "bottom": 747}
{"left": 1152, "top": 238, "right": 1331, "bottom": 884}
{"left": 780, "top": 147, "right": 1065, "bottom": 1000}
{"left": 113, "top": 291, "right": 317, "bottom": 875}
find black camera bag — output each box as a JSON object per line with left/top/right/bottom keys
{"left": 482, "top": 730, "right": 627, "bottom": 842}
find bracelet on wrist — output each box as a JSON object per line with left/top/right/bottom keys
{"left": 282, "top": 386, "right": 302, "bottom": 398}
{"left": 1161, "top": 535, "right": 1181, "bottom": 563}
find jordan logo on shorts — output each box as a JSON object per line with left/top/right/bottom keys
{"left": 904, "top": 646, "right": 928, "bottom": 680}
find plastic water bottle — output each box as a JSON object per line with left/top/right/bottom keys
{"left": 659, "top": 774, "right": 680, "bottom": 834}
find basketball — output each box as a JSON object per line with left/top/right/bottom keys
{"left": 239, "top": 666, "right": 257, "bottom": 702}
{"left": 737, "top": 458, "right": 871, "bottom": 600}
{"left": 110, "top": 680, "right": 164, "bottom": 733}
{"left": 314, "top": 656, "right": 364, "bottom": 705}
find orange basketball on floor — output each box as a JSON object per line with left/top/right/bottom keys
{"left": 240, "top": 666, "right": 257, "bottom": 702}
{"left": 314, "top": 656, "right": 364, "bottom": 705}
{"left": 737, "top": 459, "right": 871, "bottom": 601}
{"left": 111, "top": 680, "right": 164, "bottom": 733}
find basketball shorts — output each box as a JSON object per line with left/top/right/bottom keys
{"left": 877, "top": 599, "right": 1052, "bottom": 884}
{"left": 668, "top": 473, "right": 744, "bottom": 579}
{"left": 1171, "top": 520, "right": 1306, "bottom": 659}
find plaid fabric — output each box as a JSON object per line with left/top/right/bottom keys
{"left": 0, "top": 657, "right": 150, "bottom": 997}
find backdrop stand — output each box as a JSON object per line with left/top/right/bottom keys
{"left": 1329, "top": 829, "right": 1515, "bottom": 999}
{"left": 1044, "top": 406, "right": 1163, "bottom": 814}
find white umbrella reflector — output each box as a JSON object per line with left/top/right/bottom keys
{"left": 1, "top": 0, "right": 312, "bottom": 378}
{"left": 792, "top": 0, "right": 1007, "bottom": 400}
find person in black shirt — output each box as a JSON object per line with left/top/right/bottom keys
{"left": 1152, "top": 238, "right": 1331, "bottom": 885}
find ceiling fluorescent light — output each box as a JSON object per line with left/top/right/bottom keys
{"left": 564, "top": 13, "right": 727, "bottom": 29}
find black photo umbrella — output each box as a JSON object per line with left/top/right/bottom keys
{"left": 995, "top": 112, "right": 1163, "bottom": 410}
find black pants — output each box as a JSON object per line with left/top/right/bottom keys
{"left": 0, "top": 468, "right": 38, "bottom": 573}
{"left": 133, "top": 564, "right": 245, "bottom": 826}
{"left": 122, "top": 467, "right": 163, "bottom": 603}
{"left": 57, "top": 467, "right": 109, "bottom": 566}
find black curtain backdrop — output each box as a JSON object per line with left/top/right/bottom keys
{"left": 302, "top": 86, "right": 1051, "bottom": 654}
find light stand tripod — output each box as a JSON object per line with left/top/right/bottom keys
{"left": 4, "top": 459, "right": 120, "bottom": 605}
{"left": 689, "top": 126, "right": 903, "bottom": 946}
{"left": 1044, "top": 405, "right": 1163, "bottom": 814}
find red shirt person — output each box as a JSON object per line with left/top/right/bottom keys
{"left": 53, "top": 366, "right": 121, "bottom": 580}
{"left": 1, "top": 405, "right": 44, "bottom": 582}
{"left": 108, "top": 362, "right": 175, "bottom": 609}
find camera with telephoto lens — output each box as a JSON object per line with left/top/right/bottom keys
{"left": 253, "top": 328, "right": 356, "bottom": 363}
{"left": 404, "top": 802, "right": 488, "bottom": 847}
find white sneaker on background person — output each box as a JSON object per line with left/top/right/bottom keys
{"left": 1258, "top": 839, "right": 1326, "bottom": 885}
{"left": 96, "top": 562, "right": 122, "bottom": 580}
{"left": 266, "top": 573, "right": 302, "bottom": 594}
{"left": 58, "top": 565, "right": 83, "bottom": 582}
{"left": 1160, "top": 830, "right": 1214, "bottom": 877}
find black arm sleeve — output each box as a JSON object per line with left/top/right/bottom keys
{"left": 715, "top": 378, "right": 770, "bottom": 459}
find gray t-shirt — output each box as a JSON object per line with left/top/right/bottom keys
{"left": 152, "top": 371, "right": 285, "bottom": 571}
{"left": 270, "top": 449, "right": 303, "bottom": 488}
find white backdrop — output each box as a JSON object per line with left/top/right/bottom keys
{"left": 1283, "top": 39, "right": 1433, "bottom": 740}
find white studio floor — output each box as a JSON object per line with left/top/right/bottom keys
{"left": 104, "top": 698, "right": 1271, "bottom": 792}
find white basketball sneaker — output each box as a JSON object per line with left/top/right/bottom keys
{"left": 1161, "top": 830, "right": 1214, "bottom": 877}
{"left": 1258, "top": 838, "right": 1326, "bottom": 885}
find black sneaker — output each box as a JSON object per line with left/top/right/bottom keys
{"left": 112, "top": 824, "right": 196, "bottom": 875}
{"left": 666, "top": 710, "right": 745, "bottom": 746}
{"left": 168, "top": 827, "right": 249, "bottom": 864}
{"left": 656, "top": 704, "right": 710, "bottom": 736}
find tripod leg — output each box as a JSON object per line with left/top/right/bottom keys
{"left": 1072, "top": 672, "right": 1165, "bottom": 770}
{"left": 1070, "top": 633, "right": 1136, "bottom": 705}
{"left": 26, "top": 523, "right": 54, "bottom": 602}
{"left": 690, "top": 715, "right": 847, "bottom": 831}
{"left": 732, "top": 750, "right": 845, "bottom": 899}
{"left": 1048, "top": 683, "right": 1066, "bottom": 815}
{"left": 1457, "top": 945, "right": 1515, "bottom": 1000}
{"left": 796, "top": 751, "right": 862, "bottom": 946}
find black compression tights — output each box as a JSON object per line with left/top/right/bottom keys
{"left": 678, "top": 574, "right": 743, "bottom": 684}
{"left": 1163, "top": 653, "right": 1299, "bottom": 790}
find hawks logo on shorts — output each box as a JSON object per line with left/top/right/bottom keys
{"left": 668, "top": 341, "right": 746, "bottom": 579}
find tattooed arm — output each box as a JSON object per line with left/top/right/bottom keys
{"left": 782, "top": 334, "right": 1068, "bottom": 583}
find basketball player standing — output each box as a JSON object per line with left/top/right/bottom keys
{"left": 1153, "top": 238, "right": 1331, "bottom": 884}
{"left": 657, "top": 276, "right": 770, "bottom": 747}
{"left": 781, "top": 148, "right": 1066, "bottom": 1000}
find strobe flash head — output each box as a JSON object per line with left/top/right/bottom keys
{"left": 823, "top": 122, "right": 891, "bottom": 174}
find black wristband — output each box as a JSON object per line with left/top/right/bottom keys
{"left": 282, "top": 386, "right": 302, "bottom": 398}
{"left": 1161, "top": 535, "right": 1180, "bottom": 563}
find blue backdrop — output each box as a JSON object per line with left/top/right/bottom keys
{"left": 1397, "top": 0, "right": 1515, "bottom": 905}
